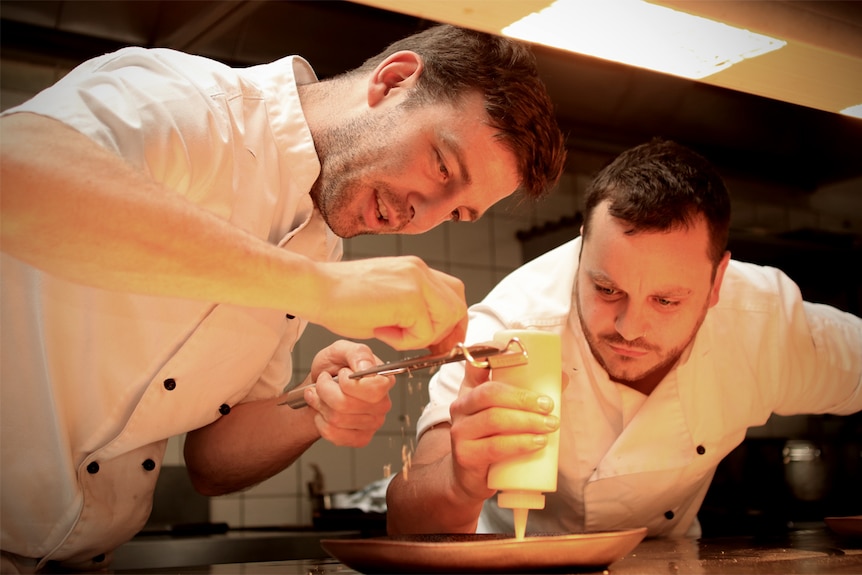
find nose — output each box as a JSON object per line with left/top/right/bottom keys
{"left": 615, "top": 302, "right": 648, "bottom": 342}
{"left": 405, "top": 195, "right": 455, "bottom": 234}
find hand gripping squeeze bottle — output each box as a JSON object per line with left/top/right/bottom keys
{"left": 486, "top": 329, "right": 561, "bottom": 540}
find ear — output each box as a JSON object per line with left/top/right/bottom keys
{"left": 367, "top": 50, "right": 423, "bottom": 107}
{"left": 708, "top": 251, "right": 731, "bottom": 307}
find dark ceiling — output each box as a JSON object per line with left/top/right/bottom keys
{"left": 2, "top": 0, "right": 862, "bottom": 192}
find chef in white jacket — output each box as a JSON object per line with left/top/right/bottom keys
{"left": 386, "top": 138, "right": 862, "bottom": 538}
{"left": 0, "top": 25, "right": 566, "bottom": 572}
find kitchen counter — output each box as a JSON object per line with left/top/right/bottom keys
{"left": 110, "top": 528, "right": 360, "bottom": 572}
{"left": 612, "top": 527, "right": 862, "bottom": 574}
{"left": 112, "top": 524, "right": 862, "bottom": 574}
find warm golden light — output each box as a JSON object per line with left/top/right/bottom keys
{"left": 502, "top": 0, "right": 786, "bottom": 80}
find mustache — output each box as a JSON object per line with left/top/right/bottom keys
{"left": 601, "top": 333, "right": 655, "bottom": 352}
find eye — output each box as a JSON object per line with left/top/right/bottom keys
{"left": 655, "top": 297, "right": 680, "bottom": 307}
{"left": 595, "top": 284, "right": 619, "bottom": 298}
{"left": 436, "top": 151, "right": 450, "bottom": 181}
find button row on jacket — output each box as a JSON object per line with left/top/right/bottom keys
{"left": 86, "top": 459, "right": 157, "bottom": 474}
{"left": 164, "top": 378, "right": 231, "bottom": 416}
{"left": 84, "top": 457, "right": 156, "bottom": 563}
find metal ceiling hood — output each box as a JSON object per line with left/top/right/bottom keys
{"left": 351, "top": 0, "right": 862, "bottom": 117}
{"left": 1, "top": 0, "right": 860, "bottom": 191}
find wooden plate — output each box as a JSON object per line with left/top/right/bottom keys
{"left": 825, "top": 516, "right": 862, "bottom": 537}
{"left": 320, "top": 528, "right": 648, "bottom": 573}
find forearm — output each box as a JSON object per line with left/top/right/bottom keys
{"left": 386, "top": 453, "right": 485, "bottom": 535}
{"left": 184, "top": 395, "right": 321, "bottom": 496}
{"left": 184, "top": 341, "right": 398, "bottom": 495}
{"left": 1, "top": 113, "right": 327, "bottom": 317}
{"left": 1, "top": 113, "right": 468, "bottom": 349}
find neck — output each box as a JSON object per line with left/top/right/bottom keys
{"left": 297, "top": 77, "right": 360, "bottom": 140}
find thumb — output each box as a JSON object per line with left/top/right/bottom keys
{"left": 458, "top": 362, "right": 491, "bottom": 399}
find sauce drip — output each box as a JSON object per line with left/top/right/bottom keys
{"left": 513, "top": 507, "right": 529, "bottom": 540}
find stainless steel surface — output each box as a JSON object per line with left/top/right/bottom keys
{"left": 783, "top": 439, "right": 830, "bottom": 502}
{"left": 281, "top": 340, "right": 528, "bottom": 409}
{"left": 111, "top": 529, "right": 359, "bottom": 571}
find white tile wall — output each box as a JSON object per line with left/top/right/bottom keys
{"left": 4, "top": 56, "right": 860, "bottom": 529}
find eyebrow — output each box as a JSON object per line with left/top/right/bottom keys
{"left": 439, "top": 134, "right": 481, "bottom": 221}
{"left": 440, "top": 134, "right": 472, "bottom": 188}
{"left": 588, "top": 271, "right": 693, "bottom": 298}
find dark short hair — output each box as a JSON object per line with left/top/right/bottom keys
{"left": 352, "top": 25, "right": 566, "bottom": 200}
{"left": 582, "top": 139, "right": 731, "bottom": 265}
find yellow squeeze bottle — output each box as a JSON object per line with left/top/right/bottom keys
{"left": 486, "top": 329, "right": 561, "bottom": 540}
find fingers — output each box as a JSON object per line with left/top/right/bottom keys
{"left": 453, "top": 399, "right": 559, "bottom": 439}
{"left": 317, "top": 256, "right": 468, "bottom": 351}
{"left": 373, "top": 260, "right": 467, "bottom": 351}
{"left": 424, "top": 272, "right": 468, "bottom": 351}
{"left": 306, "top": 367, "right": 395, "bottom": 447}
{"left": 450, "top": 393, "right": 558, "bottom": 468}
{"left": 311, "top": 340, "right": 377, "bottom": 379}
{"left": 455, "top": 364, "right": 556, "bottom": 416}
{"left": 308, "top": 340, "right": 392, "bottom": 419}
{"left": 447, "top": 367, "right": 559, "bottom": 488}
{"left": 427, "top": 313, "right": 468, "bottom": 357}
{"left": 312, "top": 369, "right": 393, "bottom": 414}
{"left": 452, "top": 430, "right": 553, "bottom": 473}
{"left": 457, "top": 362, "right": 490, "bottom": 400}
{"left": 339, "top": 371, "right": 397, "bottom": 407}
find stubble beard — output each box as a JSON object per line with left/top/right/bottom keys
{"left": 310, "top": 115, "right": 367, "bottom": 238}
{"left": 310, "top": 109, "right": 405, "bottom": 238}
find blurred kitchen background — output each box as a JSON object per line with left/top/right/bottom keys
{"left": 2, "top": 0, "right": 860, "bottom": 537}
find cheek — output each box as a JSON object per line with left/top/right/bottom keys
{"left": 649, "top": 310, "right": 698, "bottom": 347}
{"left": 578, "top": 292, "right": 612, "bottom": 330}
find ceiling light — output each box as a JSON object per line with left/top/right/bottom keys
{"left": 840, "top": 104, "right": 862, "bottom": 120}
{"left": 502, "top": 0, "right": 787, "bottom": 80}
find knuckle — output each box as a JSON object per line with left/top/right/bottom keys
{"left": 485, "top": 440, "right": 509, "bottom": 461}
{"left": 451, "top": 445, "right": 474, "bottom": 468}
{"left": 482, "top": 409, "right": 507, "bottom": 431}
{"left": 405, "top": 254, "right": 426, "bottom": 268}
{"left": 516, "top": 389, "right": 534, "bottom": 407}
{"left": 449, "top": 424, "right": 467, "bottom": 444}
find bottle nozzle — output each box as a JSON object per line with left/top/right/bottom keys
{"left": 497, "top": 490, "right": 546, "bottom": 541}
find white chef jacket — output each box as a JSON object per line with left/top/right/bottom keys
{"left": 0, "top": 48, "right": 341, "bottom": 569}
{"left": 417, "top": 238, "right": 862, "bottom": 538}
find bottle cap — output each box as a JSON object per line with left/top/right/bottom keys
{"left": 497, "top": 490, "right": 546, "bottom": 510}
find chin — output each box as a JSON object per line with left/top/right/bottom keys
{"left": 600, "top": 353, "right": 653, "bottom": 382}
{"left": 322, "top": 214, "right": 361, "bottom": 239}
{"left": 607, "top": 367, "right": 649, "bottom": 385}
